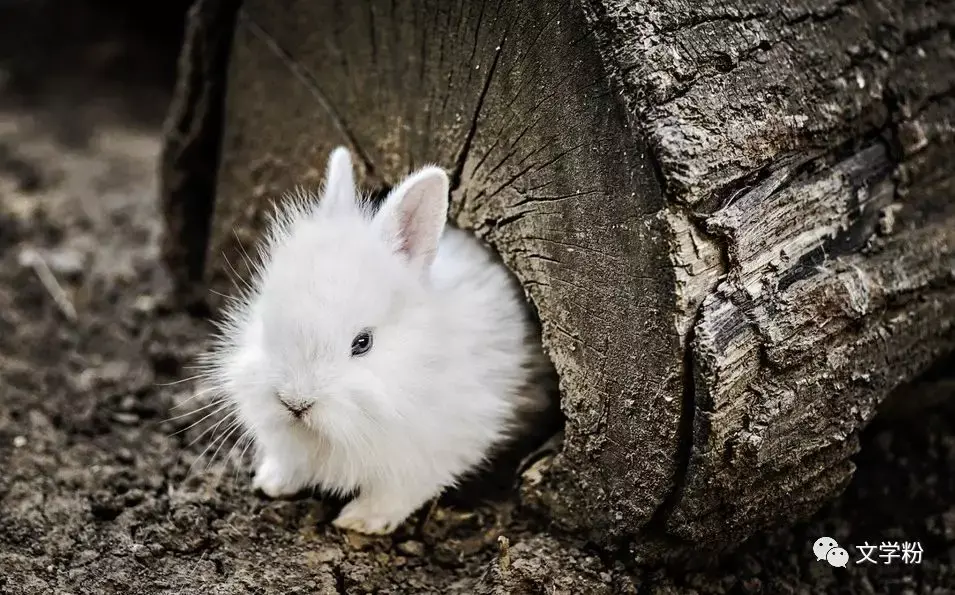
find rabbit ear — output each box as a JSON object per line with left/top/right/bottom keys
{"left": 320, "top": 146, "right": 357, "bottom": 215}
{"left": 374, "top": 166, "right": 449, "bottom": 271}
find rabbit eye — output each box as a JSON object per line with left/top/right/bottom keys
{"left": 350, "top": 329, "right": 373, "bottom": 356}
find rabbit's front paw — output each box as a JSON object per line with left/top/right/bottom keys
{"left": 332, "top": 486, "right": 432, "bottom": 535}
{"left": 333, "top": 497, "right": 405, "bottom": 535}
{"left": 252, "top": 457, "right": 306, "bottom": 498}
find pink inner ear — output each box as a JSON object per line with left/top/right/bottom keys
{"left": 397, "top": 209, "right": 415, "bottom": 256}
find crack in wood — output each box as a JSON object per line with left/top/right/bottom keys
{"left": 238, "top": 9, "right": 379, "bottom": 179}
{"left": 449, "top": 24, "right": 506, "bottom": 192}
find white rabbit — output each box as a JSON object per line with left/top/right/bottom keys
{"left": 199, "top": 146, "right": 552, "bottom": 534}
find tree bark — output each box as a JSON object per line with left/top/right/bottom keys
{"left": 160, "top": 0, "right": 955, "bottom": 559}
{"left": 159, "top": 0, "right": 241, "bottom": 303}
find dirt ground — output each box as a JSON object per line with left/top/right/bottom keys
{"left": 1, "top": 2, "right": 954, "bottom": 594}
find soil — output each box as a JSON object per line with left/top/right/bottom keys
{"left": 0, "top": 2, "right": 953, "bottom": 594}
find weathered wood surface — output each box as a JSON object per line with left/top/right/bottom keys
{"left": 590, "top": 0, "right": 955, "bottom": 553}
{"left": 160, "top": 0, "right": 241, "bottom": 301}
{"left": 160, "top": 0, "right": 955, "bottom": 558}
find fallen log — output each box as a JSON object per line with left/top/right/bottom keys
{"left": 160, "top": 0, "right": 955, "bottom": 559}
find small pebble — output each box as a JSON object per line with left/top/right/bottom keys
{"left": 73, "top": 369, "right": 97, "bottom": 392}
{"left": 397, "top": 540, "right": 425, "bottom": 557}
{"left": 130, "top": 543, "right": 150, "bottom": 559}
{"left": 343, "top": 531, "right": 377, "bottom": 550}
{"left": 16, "top": 247, "right": 38, "bottom": 268}
{"left": 46, "top": 248, "right": 86, "bottom": 278}
{"left": 133, "top": 294, "right": 157, "bottom": 314}
{"left": 99, "top": 361, "right": 130, "bottom": 383}
{"left": 116, "top": 448, "right": 135, "bottom": 464}
{"left": 111, "top": 412, "right": 140, "bottom": 425}
{"left": 306, "top": 547, "right": 343, "bottom": 565}
{"left": 13, "top": 436, "right": 26, "bottom": 448}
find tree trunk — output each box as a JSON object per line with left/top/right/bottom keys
{"left": 160, "top": 0, "right": 955, "bottom": 559}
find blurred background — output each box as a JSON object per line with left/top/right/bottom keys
{"left": 0, "top": 0, "right": 191, "bottom": 114}
{"left": 0, "top": 1, "right": 953, "bottom": 594}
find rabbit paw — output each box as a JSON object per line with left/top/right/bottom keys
{"left": 332, "top": 493, "right": 417, "bottom": 535}
{"left": 253, "top": 457, "right": 307, "bottom": 498}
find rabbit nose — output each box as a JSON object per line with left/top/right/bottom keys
{"left": 279, "top": 397, "right": 312, "bottom": 418}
